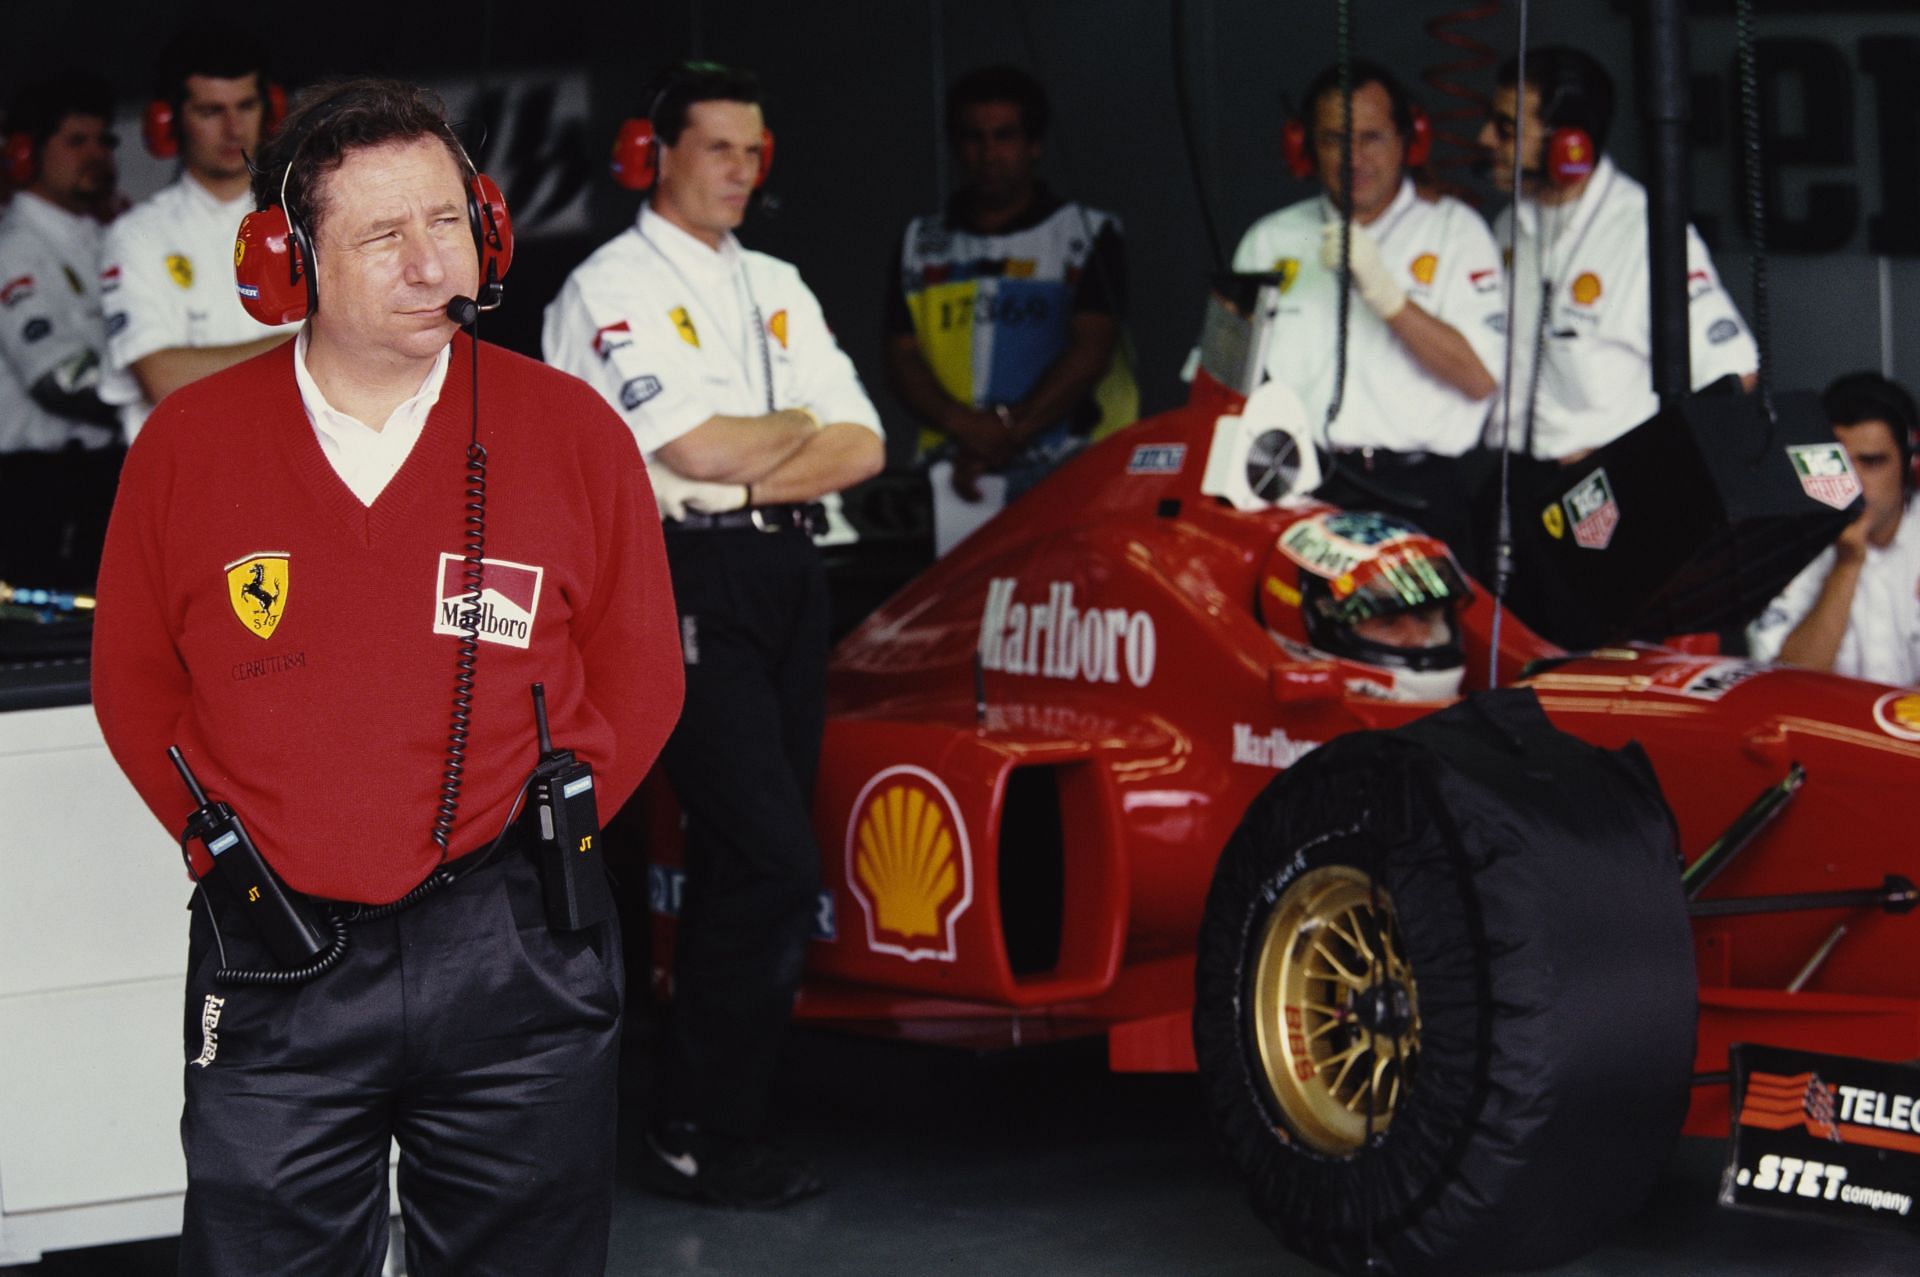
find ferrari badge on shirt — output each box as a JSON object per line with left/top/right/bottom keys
{"left": 670, "top": 306, "right": 700, "bottom": 347}
{"left": 225, "top": 552, "right": 289, "bottom": 639}
{"left": 1271, "top": 258, "right": 1300, "bottom": 294}
{"left": 167, "top": 254, "right": 194, "bottom": 289}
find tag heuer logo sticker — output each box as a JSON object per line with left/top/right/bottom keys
{"left": 166, "top": 254, "right": 194, "bottom": 289}
{"left": 225, "top": 552, "right": 289, "bottom": 639}
{"left": 1787, "top": 444, "right": 1862, "bottom": 511}
{"left": 1127, "top": 443, "right": 1186, "bottom": 475}
{"left": 432, "top": 553, "right": 544, "bottom": 649}
{"left": 669, "top": 306, "right": 699, "bottom": 347}
{"left": 1563, "top": 468, "right": 1619, "bottom": 550}
{"left": 620, "top": 375, "right": 662, "bottom": 409}
{"left": 845, "top": 765, "right": 973, "bottom": 963}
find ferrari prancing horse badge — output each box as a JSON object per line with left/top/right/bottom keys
{"left": 225, "top": 552, "right": 288, "bottom": 639}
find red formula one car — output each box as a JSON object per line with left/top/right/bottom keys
{"left": 644, "top": 353, "right": 1920, "bottom": 1275}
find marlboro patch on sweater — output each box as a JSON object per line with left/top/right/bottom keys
{"left": 432, "top": 553, "right": 544, "bottom": 649}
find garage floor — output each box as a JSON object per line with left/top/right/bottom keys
{"left": 19, "top": 1027, "right": 1916, "bottom": 1275}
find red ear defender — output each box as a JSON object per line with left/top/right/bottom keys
{"left": 1546, "top": 125, "right": 1596, "bottom": 187}
{"left": 232, "top": 205, "right": 312, "bottom": 326}
{"left": 265, "top": 83, "right": 287, "bottom": 137}
{"left": 143, "top": 100, "right": 178, "bottom": 159}
{"left": 1282, "top": 118, "right": 1313, "bottom": 180}
{"left": 4, "top": 132, "right": 35, "bottom": 187}
{"left": 755, "top": 127, "right": 774, "bottom": 188}
{"left": 1406, "top": 105, "right": 1433, "bottom": 168}
{"left": 610, "top": 118, "right": 657, "bottom": 190}
{"left": 467, "top": 172, "right": 514, "bottom": 304}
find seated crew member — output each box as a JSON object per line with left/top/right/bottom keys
{"left": 884, "top": 65, "right": 1132, "bottom": 554}
{"left": 1259, "top": 509, "right": 1473, "bottom": 702}
{"left": 1478, "top": 45, "right": 1758, "bottom": 471}
{"left": 1749, "top": 372, "right": 1920, "bottom": 683}
{"left": 98, "top": 26, "right": 293, "bottom": 440}
{"left": 1227, "top": 59, "right": 1503, "bottom": 563}
{"left": 543, "top": 61, "right": 884, "bottom": 1208}
{"left": 0, "top": 72, "right": 123, "bottom": 590}
{"left": 92, "top": 78, "right": 682, "bottom": 1274}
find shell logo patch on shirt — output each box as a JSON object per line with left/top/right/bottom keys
{"left": 431, "top": 553, "right": 544, "bottom": 649}
{"left": 768, "top": 309, "right": 789, "bottom": 349}
{"left": 1409, "top": 252, "right": 1438, "bottom": 286}
{"left": 1271, "top": 258, "right": 1300, "bottom": 294}
{"left": 1570, "top": 271, "right": 1603, "bottom": 306}
{"left": 167, "top": 254, "right": 194, "bottom": 289}
{"left": 845, "top": 765, "right": 973, "bottom": 963}
{"left": 669, "top": 306, "right": 700, "bottom": 347}
{"left": 225, "top": 552, "right": 289, "bottom": 639}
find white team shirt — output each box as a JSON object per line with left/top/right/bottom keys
{"left": 1488, "top": 157, "right": 1759, "bottom": 460}
{"left": 292, "top": 325, "right": 450, "bottom": 507}
{"left": 98, "top": 174, "right": 292, "bottom": 439}
{"left": 1232, "top": 178, "right": 1506, "bottom": 456}
{"left": 0, "top": 191, "right": 115, "bottom": 453}
{"left": 543, "top": 204, "right": 882, "bottom": 464}
{"left": 1747, "top": 500, "right": 1920, "bottom": 686}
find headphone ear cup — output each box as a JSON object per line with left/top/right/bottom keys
{"left": 4, "top": 132, "right": 34, "bottom": 187}
{"left": 143, "top": 100, "right": 178, "bottom": 160}
{"left": 1546, "top": 126, "right": 1596, "bottom": 187}
{"left": 756, "top": 127, "right": 775, "bottom": 188}
{"left": 1406, "top": 105, "right": 1433, "bottom": 168}
{"left": 1282, "top": 118, "right": 1313, "bottom": 180}
{"left": 467, "top": 173, "right": 515, "bottom": 294}
{"left": 264, "top": 83, "right": 287, "bottom": 138}
{"left": 610, "top": 118, "right": 657, "bottom": 190}
{"left": 233, "top": 205, "right": 311, "bottom": 325}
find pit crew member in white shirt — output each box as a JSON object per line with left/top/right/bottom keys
{"left": 542, "top": 60, "right": 882, "bottom": 1211}
{"left": 1749, "top": 372, "right": 1920, "bottom": 685}
{"left": 1228, "top": 58, "right": 1503, "bottom": 563}
{"left": 98, "top": 28, "right": 293, "bottom": 439}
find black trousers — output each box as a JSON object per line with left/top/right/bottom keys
{"left": 180, "top": 845, "right": 623, "bottom": 1277}
{"left": 657, "top": 525, "right": 828, "bottom": 1139}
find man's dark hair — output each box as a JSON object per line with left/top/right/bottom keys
{"left": 646, "top": 62, "right": 762, "bottom": 147}
{"left": 1826, "top": 370, "right": 1918, "bottom": 484}
{"left": 156, "top": 26, "right": 271, "bottom": 110}
{"left": 250, "top": 79, "right": 468, "bottom": 238}
{"left": 1300, "top": 58, "right": 1416, "bottom": 145}
{"left": 945, "top": 65, "right": 1050, "bottom": 144}
{"left": 1495, "top": 46, "right": 1616, "bottom": 155}
{"left": 8, "top": 71, "right": 115, "bottom": 151}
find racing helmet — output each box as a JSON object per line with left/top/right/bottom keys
{"left": 1258, "top": 511, "right": 1474, "bottom": 701}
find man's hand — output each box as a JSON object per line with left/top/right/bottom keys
{"left": 945, "top": 406, "right": 1021, "bottom": 469}
{"left": 1834, "top": 507, "right": 1872, "bottom": 566}
{"left": 950, "top": 453, "right": 989, "bottom": 502}
{"left": 1320, "top": 221, "right": 1407, "bottom": 320}
{"left": 649, "top": 462, "right": 748, "bottom": 520}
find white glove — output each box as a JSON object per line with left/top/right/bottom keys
{"left": 1320, "top": 220, "right": 1407, "bottom": 320}
{"left": 648, "top": 462, "right": 748, "bottom": 520}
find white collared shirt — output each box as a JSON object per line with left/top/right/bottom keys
{"left": 99, "top": 173, "right": 295, "bottom": 439}
{"left": 0, "top": 191, "right": 114, "bottom": 453}
{"left": 542, "top": 202, "right": 882, "bottom": 458}
{"left": 1748, "top": 498, "right": 1920, "bottom": 687}
{"left": 1488, "top": 156, "right": 1759, "bottom": 460}
{"left": 1231, "top": 178, "right": 1507, "bottom": 456}
{"left": 293, "top": 325, "right": 450, "bottom": 506}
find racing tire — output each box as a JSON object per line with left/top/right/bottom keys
{"left": 1194, "top": 689, "right": 1697, "bottom": 1276}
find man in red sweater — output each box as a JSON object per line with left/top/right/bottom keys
{"left": 91, "top": 80, "right": 682, "bottom": 1275}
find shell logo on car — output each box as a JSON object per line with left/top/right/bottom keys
{"left": 845, "top": 766, "right": 973, "bottom": 962}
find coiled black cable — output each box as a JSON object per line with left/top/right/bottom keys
{"left": 434, "top": 328, "right": 488, "bottom": 857}
{"left": 1735, "top": 0, "right": 1775, "bottom": 427}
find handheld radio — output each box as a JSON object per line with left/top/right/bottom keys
{"left": 170, "top": 746, "right": 332, "bottom": 967}
{"left": 528, "top": 683, "right": 614, "bottom": 931}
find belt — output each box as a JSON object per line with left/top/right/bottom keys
{"left": 663, "top": 502, "right": 826, "bottom": 534}
{"left": 1332, "top": 447, "right": 1436, "bottom": 473}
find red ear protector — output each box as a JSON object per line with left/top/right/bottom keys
{"left": 1282, "top": 104, "right": 1431, "bottom": 180}
{"left": 1543, "top": 123, "right": 1596, "bottom": 187}
{"left": 233, "top": 134, "right": 514, "bottom": 326}
{"left": 4, "top": 131, "right": 35, "bottom": 187}
{"left": 609, "top": 115, "right": 774, "bottom": 191}
{"left": 143, "top": 81, "right": 286, "bottom": 160}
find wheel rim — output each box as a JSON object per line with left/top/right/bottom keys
{"left": 1250, "top": 864, "right": 1420, "bottom": 1155}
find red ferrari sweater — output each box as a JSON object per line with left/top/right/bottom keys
{"left": 92, "top": 337, "right": 684, "bottom": 903}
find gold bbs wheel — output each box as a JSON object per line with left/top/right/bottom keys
{"left": 1250, "top": 864, "right": 1419, "bottom": 1155}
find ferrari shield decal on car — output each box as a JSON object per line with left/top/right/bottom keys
{"left": 1872, "top": 691, "right": 1920, "bottom": 742}
{"left": 224, "top": 552, "right": 289, "bottom": 639}
{"left": 1562, "top": 468, "right": 1620, "bottom": 550}
{"left": 845, "top": 765, "right": 973, "bottom": 962}
{"left": 431, "top": 554, "right": 544, "bottom": 649}
{"left": 978, "top": 579, "right": 1157, "bottom": 687}
{"left": 1786, "top": 444, "right": 1862, "bottom": 511}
